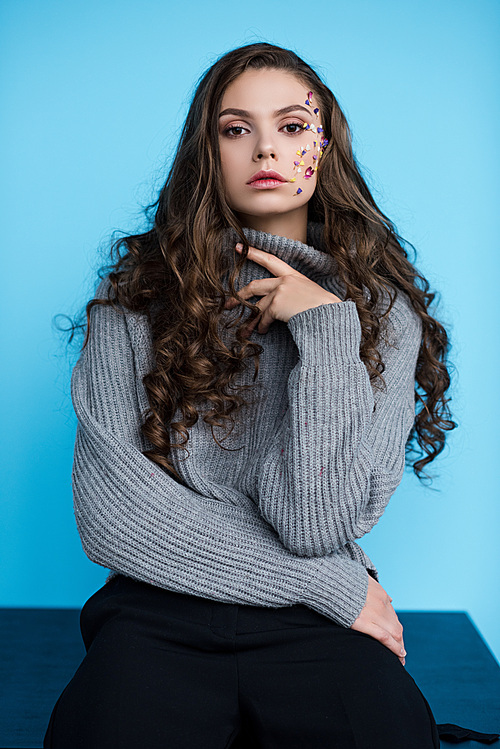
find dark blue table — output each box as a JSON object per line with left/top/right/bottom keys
{"left": 0, "top": 608, "right": 498, "bottom": 748}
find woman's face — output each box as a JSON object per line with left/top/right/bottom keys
{"left": 218, "top": 68, "right": 326, "bottom": 227}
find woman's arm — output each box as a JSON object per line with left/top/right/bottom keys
{"left": 71, "top": 283, "right": 369, "bottom": 628}
{"left": 254, "top": 297, "right": 422, "bottom": 556}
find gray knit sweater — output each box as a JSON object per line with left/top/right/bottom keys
{"left": 71, "top": 220, "right": 422, "bottom": 627}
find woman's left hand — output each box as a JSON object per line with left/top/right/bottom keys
{"left": 224, "top": 243, "right": 342, "bottom": 335}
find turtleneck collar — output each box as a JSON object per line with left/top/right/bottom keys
{"left": 221, "top": 220, "right": 339, "bottom": 282}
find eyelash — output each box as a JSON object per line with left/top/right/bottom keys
{"left": 222, "top": 122, "right": 304, "bottom": 138}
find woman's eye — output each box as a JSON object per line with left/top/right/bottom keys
{"left": 224, "top": 125, "right": 247, "bottom": 137}
{"left": 283, "top": 122, "right": 303, "bottom": 134}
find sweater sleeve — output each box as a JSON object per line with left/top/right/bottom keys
{"left": 254, "top": 297, "right": 422, "bottom": 557}
{"left": 70, "top": 282, "right": 370, "bottom": 627}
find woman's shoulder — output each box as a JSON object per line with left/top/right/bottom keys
{"left": 94, "top": 274, "right": 155, "bottom": 376}
{"left": 90, "top": 273, "right": 152, "bottom": 346}
{"left": 94, "top": 275, "right": 112, "bottom": 300}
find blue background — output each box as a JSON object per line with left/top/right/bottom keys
{"left": 1, "top": 0, "right": 499, "bottom": 662}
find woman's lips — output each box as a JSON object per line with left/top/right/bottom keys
{"left": 248, "top": 179, "right": 287, "bottom": 189}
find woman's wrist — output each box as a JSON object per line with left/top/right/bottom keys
{"left": 299, "top": 555, "right": 369, "bottom": 628}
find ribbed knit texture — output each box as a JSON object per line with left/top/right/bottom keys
{"left": 70, "top": 220, "right": 422, "bottom": 628}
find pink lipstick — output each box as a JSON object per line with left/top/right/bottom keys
{"left": 247, "top": 169, "right": 288, "bottom": 189}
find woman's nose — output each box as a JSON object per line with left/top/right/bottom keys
{"left": 254, "top": 137, "right": 276, "bottom": 161}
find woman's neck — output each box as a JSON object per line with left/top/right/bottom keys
{"left": 234, "top": 206, "right": 309, "bottom": 244}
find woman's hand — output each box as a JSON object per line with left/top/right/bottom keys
{"left": 351, "top": 575, "right": 407, "bottom": 666}
{"left": 224, "top": 243, "right": 342, "bottom": 335}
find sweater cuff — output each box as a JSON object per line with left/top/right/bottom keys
{"left": 287, "top": 300, "right": 362, "bottom": 366}
{"left": 299, "top": 555, "right": 369, "bottom": 628}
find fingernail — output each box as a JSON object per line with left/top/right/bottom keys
{"left": 235, "top": 243, "right": 243, "bottom": 250}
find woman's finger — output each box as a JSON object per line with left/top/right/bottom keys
{"left": 234, "top": 242, "right": 303, "bottom": 279}
{"left": 351, "top": 618, "right": 406, "bottom": 662}
{"left": 350, "top": 576, "right": 406, "bottom": 666}
{"left": 385, "top": 611, "right": 405, "bottom": 654}
{"left": 240, "top": 295, "right": 276, "bottom": 336}
{"left": 224, "top": 277, "right": 279, "bottom": 308}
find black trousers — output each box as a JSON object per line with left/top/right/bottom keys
{"left": 43, "top": 573, "right": 440, "bottom": 749}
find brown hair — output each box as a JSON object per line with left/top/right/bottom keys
{"left": 66, "top": 42, "right": 457, "bottom": 484}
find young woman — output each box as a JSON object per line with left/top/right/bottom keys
{"left": 44, "top": 42, "right": 456, "bottom": 748}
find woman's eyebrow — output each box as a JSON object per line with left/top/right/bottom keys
{"left": 219, "top": 104, "right": 310, "bottom": 119}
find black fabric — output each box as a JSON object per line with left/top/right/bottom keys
{"left": 44, "top": 574, "right": 440, "bottom": 749}
{"left": 437, "top": 723, "right": 499, "bottom": 744}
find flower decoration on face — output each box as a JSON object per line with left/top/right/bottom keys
{"left": 292, "top": 90, "right": 328, "bottom": 196}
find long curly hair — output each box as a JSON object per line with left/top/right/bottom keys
{"left": 65, "top": 42, "right": 457, "bottom": 485}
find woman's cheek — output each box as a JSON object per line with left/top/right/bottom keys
{"left": 290, "top": 131, "right": 325, "bottom": 197}
{"left": 290, "top": 90, "right": 327, "bottom": 196}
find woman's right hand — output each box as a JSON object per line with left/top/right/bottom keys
{"left": 351, "top": 574, "right": 406, "bottom": 666}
